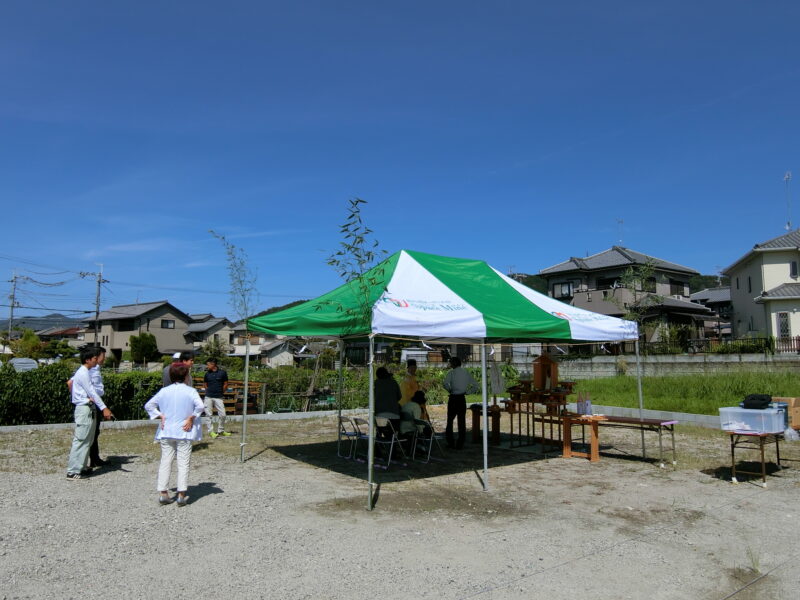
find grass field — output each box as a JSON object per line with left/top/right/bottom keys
{"left": 571, "top": 372, "right": 800, "bottom": 414}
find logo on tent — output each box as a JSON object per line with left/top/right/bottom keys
{"left": 384, "top": 298, "right": 409, "bottom": 308}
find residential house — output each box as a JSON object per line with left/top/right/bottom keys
{"left": 722, "top": 229, "right": 800, "bottom": 339}
{"left": 539, "top": 246, "right": 711, "bottom": 341}
{"left": 689, "top": 287, "right": 732, "bottom": 339}
{"left": 185, "top": 314, "right": 234, "bottom": 352}
{"left": 83, "top": 300, "right": 192, "bottom": 361}
{"left": 35, "top": 326, "right": 85, "bottom": 348}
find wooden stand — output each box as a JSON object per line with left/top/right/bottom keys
{"left": 562, "top": 414, "right": 607, "bottom": 462}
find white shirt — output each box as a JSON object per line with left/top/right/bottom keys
{"left": 71, "top": 365, "right": 107, "bottom": 411}
{"left": 89, "top": 365, "right": 104, "bottom": 397}
{"left": 443, "top": 367, "right": 479, "bottom": 395}
{"left": 144, "top": 383, "right": 205, "bottom": 442}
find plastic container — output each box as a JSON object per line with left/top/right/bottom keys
{"left": 719, "top": 407, "right": 785, "bottom": 433}
{"left": 771, "top": 402, "right": 789, "bottom": 428}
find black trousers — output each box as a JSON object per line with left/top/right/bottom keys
{"left": 89, "top": 412, "right": 102, "bottom": 465}
{"left": 446, "top": 394, "right": 467, "bottom": 449}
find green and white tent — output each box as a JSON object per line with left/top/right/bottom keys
{"left": 249, "top": 249, "right": 638, "bottom": 342}
{"left": 248, "top": 250, "right": 640, "bottom": 509}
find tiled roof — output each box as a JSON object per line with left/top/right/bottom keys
{"left": 659, "top": 296, "right": 713, "bottom": 313}
{"left": 92, "top": 301, "right": 188, "bottom": 322}
{"left": 690, "top": 287, "right": 731, "bottom": 304}
{"left": 539, "top": 246, "right": 698, "bottom": 276}
{"left": 760, "top": 283, "right": 800, "bottom": 298}
{"left": 753, "top": 229, "right": 800, "bottom": 250}
{"left": 187, "top": 317, "right": 229, "bottom": 333}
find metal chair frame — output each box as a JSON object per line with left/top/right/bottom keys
{"left": 337, "top": 416, "right": 359, "bottom": 459}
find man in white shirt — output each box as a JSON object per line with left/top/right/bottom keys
{"left": 66, "top": 348, "right": 114, "bottom": 480}
{"left": 442, "top": 356, "right": 478, "bottom": 450}
{"left": 88, "top": 347, "right": 108, "bottom": 468}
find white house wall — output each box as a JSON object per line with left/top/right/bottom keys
{"left": 765, "top": 299, "right": 800, "bottom": 339}
{"left": 729, "top": 258, "right": 765, "bottom": 336}
{"left": 762, "top": 250, "right": 800, "bottom": 289}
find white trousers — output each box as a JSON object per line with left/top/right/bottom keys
{"left": 157, "top": 439, "right": 192, "bottom": 493}
{"left": 204, "top": 396, "right": 226, "bottom": 433}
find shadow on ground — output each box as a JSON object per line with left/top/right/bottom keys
{"left": 270, "top": 436, "right": 551, "bottom": 484}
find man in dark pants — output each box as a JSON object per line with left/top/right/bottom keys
{"left": 88, "top": 346, "right": 108, "bottom": 467}
{"left": 442, "top": 356, "right": 478, "bottom": 449}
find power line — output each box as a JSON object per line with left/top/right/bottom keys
{"left": 0, "top": 303, "right": 91, "bottom": 313}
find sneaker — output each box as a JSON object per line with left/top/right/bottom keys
{"left": 176, "top": 495, "right": 189, "bottom": 507}
{"left": 158, "top": 495, "right": 174, "bottom": 506}
{"left": 209, "top": 432, "right": 218, "bottom": 439}
{"left": 66, "top": 473, "right": 87, "bottom": 481}
{"left": 218, "top": 431, "right": 232, "bottom": 437}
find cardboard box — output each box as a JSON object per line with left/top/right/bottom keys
{"left": 788, "top": 407, "right": 800, "bottom": 430}
{"left": 772, "top": 397, "right": 800, "bottom": 408}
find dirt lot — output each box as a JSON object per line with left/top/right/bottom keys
{"left": 1, "top": 408, "right": 799, "bottom": 599}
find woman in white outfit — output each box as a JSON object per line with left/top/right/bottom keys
{"left": 144, "top": 363, "right": 204, "bottom": 506}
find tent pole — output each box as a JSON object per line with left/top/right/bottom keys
{"left": 481, "top": 342, "right": 489, "bottom": 491}
{"left": 635, "top": 339, "right": 646, "bottom": 459}
{"left": 336, "top": 339, "right": 345, "bottom": 421}
{"left": 240, "top": 335, "right": 251, "bottom": 463}
{"left": 367, "top": 335, "right": 376, "bottom": 511}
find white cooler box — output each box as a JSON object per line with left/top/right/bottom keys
{"left": 719, "top": 407, "right": 785, "bottom": 434}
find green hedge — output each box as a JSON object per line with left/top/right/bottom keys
{"left": 0, "top": 362, "right": 516, "bottom": 425}
{"left": 0, "top": 364, "right": 163, "bottom": 426}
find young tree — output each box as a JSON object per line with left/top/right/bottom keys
{"left": 196, "top": 337, "right": 232, "bottom": 364}
{"left": 10, "top": 329, "right": 43, "bottom": 358}
{"left": 129, "top": 332, "right": 159, "bottom": 365}
{"left": 323, "top": 198, "right": 387, "bottom": 333}
{"left": 609, "top": 259, "right": 664, "bottom": 328}
{"left": 210, "top": 230, "right": 259, "bottom": 462}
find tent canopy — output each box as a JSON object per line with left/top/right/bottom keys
{"left": 248, "top": 249, "right": 638, "bottom": 343}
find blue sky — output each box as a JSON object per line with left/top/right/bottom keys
{"left": 2, "top": 1, "right": 799, "bottom": 321}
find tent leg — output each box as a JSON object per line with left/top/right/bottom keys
{"left": 635, "top": 339, "right": 646, "bottom": 459}
{"left": 336, "top": 339, "right": 345, "bottom": 422}
{"left": 481, "top": 342, "right": 489, "bottom": 491}
{"left": 367, "top": 335, "right": 376, "bottom": 510}
{"left": 240, "top": 337, "right": 251, "bottom": 463}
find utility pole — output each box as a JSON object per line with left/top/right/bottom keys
{"left": 80, "top": 266, "right": 108, "bottom": 347}
{"left": 7, "top": 270, "right": 18, "bottom": 344}
{"left": 94, "top": 265, "right": 103, "bottom": 346}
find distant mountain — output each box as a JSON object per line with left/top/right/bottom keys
{"left": 0, "top": 313, "right": 83, "bottom": 334}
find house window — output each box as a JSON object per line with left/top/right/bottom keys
{"left": 748, "top": 315, "right": 754, "bottom": 331}
{"left": 669, "top": 279, "right": 685, "bottom": 296}
{"left": 161, "top": 319, "right": 175, "bottom": 329}
{"left": 791, "top": 262, "right": 798, "bottom": 279}
{"left": 553, "top": 282, "right": 573, "bottom": 298}
{"left": 747, "top": 276, "right": 752, "bottom": 293}
{"left": 778, "top": 312, "right": 791, "bottom": 339}
{"left": 736, "top": 277, "right": 739, "bottom": 290}
{"left": 117, "top": 319, "right": 135, "bottom": 331}
{"left": 596, "top": 277, "right": 619, "bottom": 290}
{"left": 643, "top": 277, "right": 657, "bottom": 293}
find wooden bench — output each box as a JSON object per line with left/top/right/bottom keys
{"left": 193, "top": 378, "right": 261, "bottom": 415}
{"left": 597, "top": 416, "right": 678, "bottom": 468}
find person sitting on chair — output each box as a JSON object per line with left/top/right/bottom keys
{"left": 374, "top": 366, "right": 401, "bottom": 439}
{"left": 400, "top": 390, "right": 432, "bottom": 437}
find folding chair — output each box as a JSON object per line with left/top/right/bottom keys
{"left": 353, "top": 416, "right": 407, "bottom": 469}
{"left": 412, "top": 418, "right": 446, "bottom": 463}
{"left": 337, "top": 416, "right": 359, "bottom": 459}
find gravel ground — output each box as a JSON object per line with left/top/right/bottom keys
{"left": 1, "top": 413, "right": 799, "bottom": 600}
